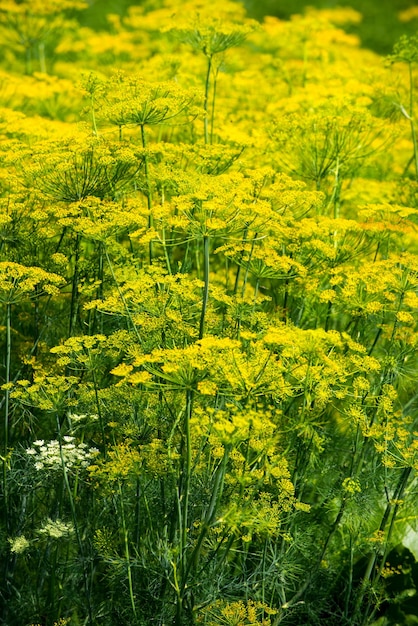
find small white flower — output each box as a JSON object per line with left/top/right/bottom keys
{"left": 27, "top": 437, "right": 100, "bottom": 473}
{"left": 38, "top": 518, "right": 74, "bottom": 539}
{"left": 8, "top": 536, "right": 30, "bottom": 554}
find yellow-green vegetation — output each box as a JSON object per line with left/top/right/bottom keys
{"left": 1, "top": 1, "right": 418, "bottom": 625}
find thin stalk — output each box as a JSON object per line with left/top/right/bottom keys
{"left": 104, "top": 247, "right": 142, "bottom": 344}
{"left": 374, "top": 474, "right": 411, "bottom": 586}
{"left": 236, "top": 232, "right": 257, "bottom": 337}
{"left": 57, "top": 417, "right": 93, "bottom": 625}
{"left": 38, "top": 41, "right": 46, "bottom": 73}
{"left": 69, "top": 234, "right": 80, "bottom": 337}
{"left": 282, "top": 275, "right": 289, "bottom": 323}
{"left": 97, "top": 241, "right": 104, "bottom": 333}
{"left": 181, "top": 389, "right": 194, "bottom": 565}
{"left": 343, "top": 534, "right": 355, "bottom": 620}
{"left": 389, "top": 288, "right": 405, "bottom": 345}
{"left": 184, "top": 448, "right": 230, "bottom": 581}
{"left": 355, "top": 466, "right": 412, "bottom": 624}
{"left": 160, "top": 187, "right": 173, "bottom": 275}
{"left": 4, "top": 302, "right": 11, "bottom": 454}
{"left": 252, "top": 277, "right": 260, "bottom": 313}
{"left": 140, "top": 123, "right": 153, "bottom": 263}
{"left": 209, "top": 63, "right": 220, "bottom": 145}
{"left": 161, "top": 227, "right": 172, "bottom": 275}
{"left": 199, "top": 235, "right": 210, "bottom": 340}
{"left": 368, "top": 326, "right": 383, "bottom": 356}
{"left": 282, "top": 497, "right": 348, "bottom": 610}
{"left": 117, "top": 479, "right": 137, "bottom": 619}
{"left": 324, "top": 299, "right": 333, "bottom": 331}
{"left": 203, "top": 55, "right": 213, "bottom": 145}
{"left": 176, "top": 388, "right": 194, "bottom": 623}
{"left": 2, "top": 302, "right": 11, "bottom": 529}
{"left": 92, "top": 368, "right": 107, "bottom": 458}
{"left": 233, "top": 225, "right": 249, "bottom": 295}
{"left": 408, "top": 63, "right": 418, "bottom": 180}
{"left": 91, "top": 93, "right": 98, "bottom": 136}
{"left": 241, "top": 233, "right": 257, "bottom": 298}
{"left": 328, "top": 157, "right": 341, "bottom": 220}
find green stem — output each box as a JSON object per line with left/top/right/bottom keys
{"left": 90, "top": 91, "right": 98, "bottom": 136}
{"left": 241, "top": 233, "right": 257, "bottom": 298}
{"left": 69, "top": 234, "right": 80, "bottom": 337}
{"left": 38, "top": 41, "right": 46, "bottom": 73}
{"left": 57, "top": 416, "right": 93, "bottom": 625}
{"left": 408, "top": 62, "right": 418, "bottom": 180}
{"left": 140, "top": 124, "right": 153, "bottom": 263}
{"left": 199, "top": 235, "right": 210, "bottom": 340}
{"left": 176, "top": 388, "right": 194, "bottom": 622}
{"left": 2, "top": 302, "right": 11, "bottom": 529}
{"left": 4, "top": 302, "right": 11, "bottom": 455}
{"left": 184, "top": 447, "right": 230, "bottom": 581}
{"left": 118, "top": 479, "right": 137, "bottom": 619}
{"left": 344, "top": 534, "right": 355, "bottom": 620}
{"left": 355, "top": 466, "right": 412, "bottom": 624}
{"left": 204, "top": 55, "right": 213, "bottom": 145}
{"left": 209, "top": 63, "right": 220, "bottom": 145}
{"left": 105, "top": 247, "right": 142, "bottom": 344}
{"left": 92, "top": 368, "right": 107, "bottom": 459}
{"left": 232, "top": 226, "right": 249, "bottom": 295}
{"left": 181, "top": 389, "right": 194, "bottom": 563}
{"left": 282, "top": 497, "right": 348, "bottom": 610}
{"left": 160, "top": 187, "right": 172, "bottom": 274}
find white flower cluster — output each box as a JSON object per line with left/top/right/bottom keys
{"left": 38, "top": 518, "right": 74, "bottom": 539}
{"left": 26, "top": 436, "right": 99, "bottom": 472}
{"left": 68, "top": 412, "right": 98, "bottom": 423}
{"left": 8, "top": 536, "right": 30, "bottom": 554}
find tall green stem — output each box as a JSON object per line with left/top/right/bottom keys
{"left": 2, "top": 302, "right": 11, "bottom": 528}
{"left": 118, "top": 480, "right": 137, "bottom": 619}
{"left": 355, "top": 466, "right": 412, "bottom": 625}
{"left": 181, "top": 389, "right": 194, "bottom": 564}
{"left": 140, "top": 123, "right": 153, "bottom": 263}
{"left": 209, "top": 63, "right": 220, "bottom": 145}
{"left": 176, "top": 388, "right": 194, "bottom": 623}
{"left": 105, "top": 247, "right": 142, "bottom": 344}
{"left": 408, "top": 62, "right": 418, "bottom": 180}
{"left": 69, "top": 234, "right": 80, "bottom": 337}
{"left": 38, "top": 41, "right": 46, "bottom": 74}
{"left": 199, "top": 235, "right": 210, "bottom": 340}
{"left": 204, "top": 55, "right": 213, "bottom": 145}
{"left": 57, "top": 416, "right": 93, "bottom": 625}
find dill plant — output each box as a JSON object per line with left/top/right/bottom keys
{"left": 0, "top": 2, "right": 418, "bottom": 626}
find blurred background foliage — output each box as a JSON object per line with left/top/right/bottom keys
{"left": 79, "top": 0, "right": 418, "bottom": 54}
